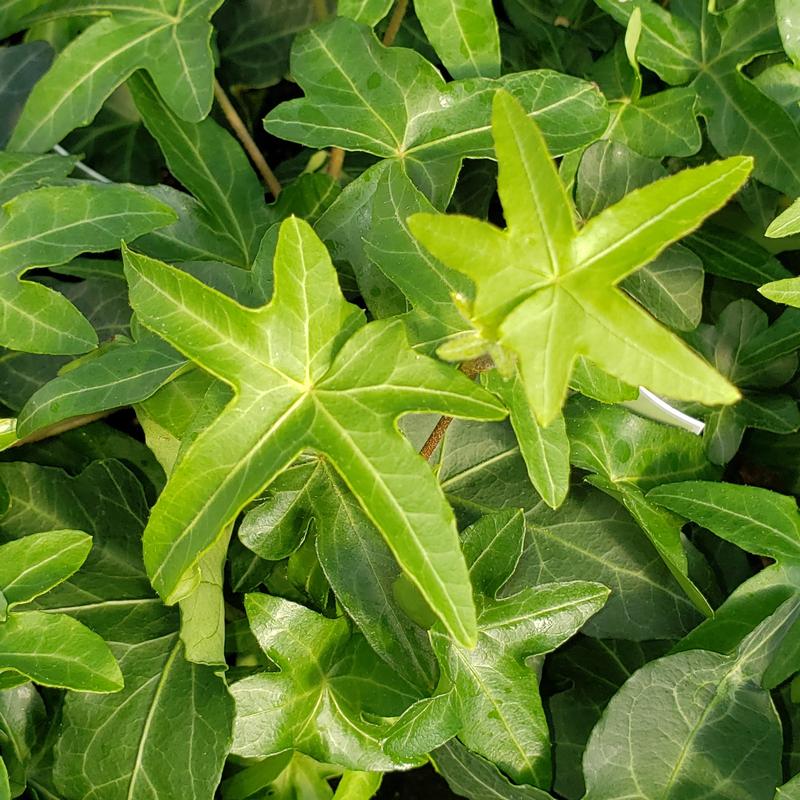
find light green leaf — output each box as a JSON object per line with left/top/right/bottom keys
{"left": 415, "top": 0, "right": 501, "bottom": 79}
{"left": 129, "top": 73, "right": 268, "bottom": 266}
{"left": 331, "top": 771, "right": 382, "bottom": 800}
{"left": 7, "top": 0, "right": 223, "bottom": 152}
{"left": 0, "top": 183, "right": 174, "bottom": 355}
{"left": 778, "top": 774, "right": 800, "bottom": 800}
{"left": 266, "top": 17, "right": 608, "bottom": 204}
{"left": 124, "top": 217, "right": 506, "bottom": 647}
{"left": 0, "top": 756, "right": 8, "bottom": 800}
{"left": 583, "top": 597, "right": 800, "bottom": 800}
{"left": 177, "top": 526, "right": 229, "bottom": 667}
{"left": 483, "top": 371, "right": 570, "bottom": 509}
{"left": 778, "top": 0, "right": 800, "bottom": 65}
{"left": 0, "top": 530, "right": 91, "bottom": 609}
{"left": 231, "top": 593, "right": 421, "bottom": 771}
{"left": 411, "top": 91, "right": 746, "bottom": 426}
{"left": 761, "top": 276, "right": 800, "bottom": 308}
{"left": 388, "top": 511, "right": 608, "bottom": 787}
{"left": 767, "top": 199, "right": 800, "bottom": 238}
{"left": 0, "top": 610, "right": 122, "bottom": 692}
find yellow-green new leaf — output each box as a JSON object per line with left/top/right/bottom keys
{"left": 760, "top": 277, "right": 800, "bottom": 309}
{"left": 410, "top": 91, "right": 748, "bottom": 426}
{"left": 123, "top": 218, "right": 507, "bottom": 647}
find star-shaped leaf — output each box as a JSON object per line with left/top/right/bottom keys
{"left": 385, "top": 510, "right": 608, "bottom": 788}
{"left": 410, "top": 90, "right": 748, "bottom": 426}
{"left": 5, "top": 0, "right": 223, "bottom": 153}
{"left": 265, "top": 16, "right": 608, "bottom": 204}
{"left": 123, "top": 217, "right": 506, "bottom": 646}
{"left": 230, "top": 593, "right": 421, "bottom": 771}
{"left": 0, "top": 183, "right": 175, "bottom": 355}
{"left": 596, "top": 0, "right": 800, "bottom": 196}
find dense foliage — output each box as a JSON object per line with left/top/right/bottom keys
{"left": 1, "top": 1, "right": 800, "bottom": 798}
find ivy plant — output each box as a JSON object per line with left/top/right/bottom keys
{"left": 1, "top": 2, "right": 800, "bottom": 799}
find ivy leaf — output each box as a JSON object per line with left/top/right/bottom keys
{"left": 387, "top": 510, "right": 609, "bottom": 787}
{"left": 647, "top": 478, "right": 800, "bottom": 686}
{"left": 546, "top": 636, "right": 670, "bottom": 800}
{"left": 0, "top": 527, "right": 122, "bottom": 693}
{"left": 0, "top": 530, "right": 91, "bottom": 611}
{"left": 507, "top": 485, "right": 705, "bottom": 639}
{"left": 129, "top": 73, "right": 269, "bottom": 267}
{"left": 14, "top": 332, "right": 186, "bottom": 443}
{"left": 686, "top": 223, "right": 792, "bottom": 286}
{"left": 0, "top": 152, "right": 77, "bottom": 205}
{"left": 5, "top": 0, "right": 223, "bottom": 153}
{"left": 778, "top": 775, "right": 800, "bottom": 800}
{"left": 0, "top": 610, "right": 122, "bottom": 693}
{"left": 231, "top": 593, "right": 421, "bottom": 771}
{"left": 591, "top": 11, "right": 701, "bottom": 158}
{"left": 583, "top": 597, "right": 800, "bottom": 800}
{"left": 430, "top": 740, "right": 553, "bottom": 800}
{"left": 574, "top": 141, "right": 704, "bottom": 332}
{"left": 123, "top": 217, "right": 506, "bottom": 647}
{"left": 648, "top": 480, "right": 800, "bottom": 576}
{"left": 596, "top": 0, "right": 800, "bottom": 196}
{"left": 0, "top": 683, "right": 45, "bottom": 797}
{"left": 0, "top": 183, "right": 174, "bottom": 355}
{"left": 410, "top": 91, "right": 747, "bottom": 426}
{"left": 566, "top": 395, "right": 717, "bottom": 616}
{"left": 312, "top": 463, "right": 439, "bottom": 694}
{"left": 363, "top": 161, "right": 472, "bottom": 347}
{"left": 216, "top": 0, "right": 335, "bottom": 90}
{"left": 0, "top": 459, "right": 233, "bottom": 799}
{"left": 0, "top": 42, "right": 52, "bottom": 148}
{"left": 685, "top": 300, "right": 800, "bottom": 465}
{"left": 265, "top": 17, "right": 608, "bottom": 204}
{"left": 415, "top": 0, "right": 501, "bottom": 79}
{"left": 482, "top": 371, "right": 570, "bottom": 510}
